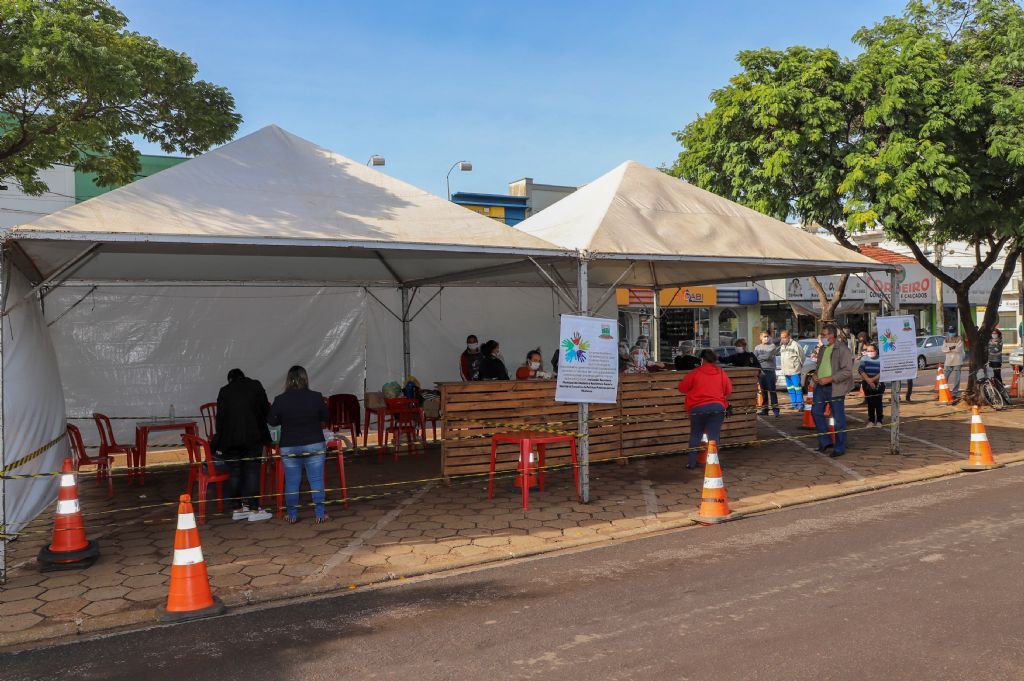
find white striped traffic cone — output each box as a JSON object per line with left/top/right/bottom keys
{"left": 156, "top": 494, "right": 226, "bottom": 622}
{"left": 38, "top": 458, "right": 100, "bottom": 571}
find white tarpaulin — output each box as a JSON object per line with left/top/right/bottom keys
{"left": 1, "top": 263, "right": 68, "bottom": 545}
{"left": 45, "top": 284, "right": 618, "bottom": 447}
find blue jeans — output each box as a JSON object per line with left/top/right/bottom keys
{"left": 811, "top": 384, "right": 847, "bottom": 453}
{"left": 947, "top": 365, "right": 962, "bottom": 397}
{"left": 758, "top": 369, "right": 780, "bottom": 415}
{"left": 784, "top": 374, "right": 803, "bottom": 409}
{"left": 688, "top": 403, "right": 726, "bottom": 466}
{"left": 280, "top": 443, "right": 326, "bottom": 520}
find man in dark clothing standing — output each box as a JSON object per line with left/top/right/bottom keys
{"left": 214, "top": 368, "right": 272, "bottom": 522}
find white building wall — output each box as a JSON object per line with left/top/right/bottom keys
{"left": 0, "top": 166, "right": 75, "bottom": 230}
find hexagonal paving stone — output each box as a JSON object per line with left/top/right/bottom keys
{"left": 83, "top": 586, "right": 131, "bottom": 602}
{"left": 38, "top": 585, "right": 88, "bottom": 602}
{"left": 122, "top": 574, "right": 166, "bottom": 590}
{"left": 211, "top": 573, "right": 252, "bottom": 588}
{"left": 81, "top": 599, "right": 129, "bottom": 617}
{"left": 36, "top": 597, "right": 90, "bottom": 618}
{"left": 119, "top": 563, "right": 163, "bottom": 577}
{"left": 125, "top": 586, "right": 168, "bottom": 603}
{"left": 0, "top": 612, "right": 43, "bottom": 633}
{"left": 0, "top": 585, "right": 44, "bottom": 602}
{"left": 37, "top": 574, "right": 87, "bottom": 590}
{"left": 241, "top": 563, "right": 283, "bottom": 578}
{"left": 249, "top": 574, "right": 291, "bottom": 588}
{"left": 0, "top": 598, "right": 42, "bottom": 616}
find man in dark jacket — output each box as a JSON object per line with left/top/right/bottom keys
{"left": 215, "top": 368, "right": 272, "bottom": 521}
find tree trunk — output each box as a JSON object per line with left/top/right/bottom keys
{"left": 808, "top": 274, "right": 850, "bottom": 324}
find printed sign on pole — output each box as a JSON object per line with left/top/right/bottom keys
{"left": 876, "top": 314, "right": 919, "bottom": 383}
{"left": 555, "top": 314, "right": 619, "bottom": 404}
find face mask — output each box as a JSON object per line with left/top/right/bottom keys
{"left": 529, "top": 361, "right": 540, "bottom": 370}
{"left": 865, "top": 352, "right": 877, "bottom": 359}
{"left": 467, "top": 343, "right": 479, "bottom": 351}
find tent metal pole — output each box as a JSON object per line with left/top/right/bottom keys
{"left": 0, "top": 253, "right": 7, "bottom": 582}
{"left": 591, "top": 262, "right": 636, "bottom": 314}
{"left": 2, "top": 244, "right": 99, "bottom": 317}
{"left": 401, "top": 287, "right": 412, "bottom": 379}
{"left": 889, "top": 270, "right": 902, "bottom": 455}
{"left": 577, "top": 257, "right": 590, "bottom": 504}
{"left": 651, "top": 287, "right": 661, "bottom": 362}
{"left": 529, "top": 258, "right": 577, "bottom": 310}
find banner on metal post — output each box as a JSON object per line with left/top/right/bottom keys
{"left": 555, "top": 314, "right": 619, "bottom": 404}
{"left": 877, "top": 314, "right": 919, "bottom": 383}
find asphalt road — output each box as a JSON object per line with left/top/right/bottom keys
{"left": 6, "top": 464, "right": 1024, "bottom": 681}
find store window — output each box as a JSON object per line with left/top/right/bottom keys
{"left": 718, "top": 308, "right": 739, "bottom": 347}
{"left": 999, "top": 311, "right": 1019, "bottom": 345}
{"left": 659, "top": 308, "right": 710, "bottom": 358}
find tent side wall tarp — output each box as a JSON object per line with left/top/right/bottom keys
{"left": 1, "top": 260, "right": 67, "bottom": 543}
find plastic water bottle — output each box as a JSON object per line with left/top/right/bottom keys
{"left": 169, "top": 404, "right": 175, "bottom": 419}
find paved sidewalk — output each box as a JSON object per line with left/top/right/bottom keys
{"left": 2, "top": 397, "right": 1023, "bottom": 649}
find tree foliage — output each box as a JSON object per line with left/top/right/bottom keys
{"left": 671, "top": 0, "right": 1024, "bottom": 398}
{"left": 0, "top": 0, "right": 241, "bottom": 194}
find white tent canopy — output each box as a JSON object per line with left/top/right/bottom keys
{"left": 8, "top": 124, "right": 571, "bottom": 288}
{"left": 510, "top": 160, "right": 886, "bottom": 288}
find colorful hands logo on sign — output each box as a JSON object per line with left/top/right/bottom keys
{"left": 561, "top": 331, "right": 590, "bottom": 363}
{"left": 880, "top": 329, "right": 897, "bottom": 353}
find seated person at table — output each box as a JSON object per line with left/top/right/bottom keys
{"left": 618, "top": 341, "right": 631, "bottom": 372}
{"left": 723, "top": 338, "right": 760, "bottom": 370}
{"left": 625, "top": 336, "right": 667, "bottom": 374}
{"left": 460, "top": 334, "right": 482, "bottom": 381}
{"left": 215, "top": 368, "right": 273, "bottom": 522}
{"left": 478, "top": 340, "right": 510, "bottom": 380}
{"left": 674, "top": 345, "right": 701, "bottom": 371}
{"left": 516, "top": 349, "right": 553, "bottom": 380}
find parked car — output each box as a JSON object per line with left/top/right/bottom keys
{"left": 916, "top": 335, "right": 946, "bottom": 369}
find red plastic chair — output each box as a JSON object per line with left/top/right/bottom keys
{"left": 200, "top": 402, "right": 217, "bottom": 440}
{"left": 181, "top": 433, "right": 229, "bottom": 524}
{"left": 92, "top": 413, "right": 138, "bottom": 483}
{"left": 67, "top": 423, "right": 113, "bottom": 498}
{"left": 264, "top": 443, "right": 349, "bottom": 517}
{"left": 383, "top": 397, "right": 425, "bottom": 462}
{"left": 327, "top": 394, "right": 360, "bottom": 451}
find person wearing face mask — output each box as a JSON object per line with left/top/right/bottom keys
{"left": 988, "top": 329, "right": 1003, "bottom": 384}
{"left": 941, "top": 330, "right": 964, "bottom": 399}
{"left": 754, "top": 332, "right": 781, "bottom": 417}
{"left": 778, "top": 330, "right": 806, "bottom": 410}
{"left": 460, "top": 334, "right": 483, "bottom": 381}
{"left": 811, "top": 323, "right": 855, "bottom": 456}
{"left": 858, "top": 344, "right": 885, "bottom": 426}
{"left": 626, "top": 336, "right": 666, "bottom": 374}
{"left": 478, "top": 339, "right": 510, "bottom": 380}
{"left": 516, "top": 349, "right": 552, "bottom": 380}
{"left": 618, "top": 341, "right": 631, "bottom": 372}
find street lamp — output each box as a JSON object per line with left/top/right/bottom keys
{"left": 366, "top": 155, "right": 385, "bottom": 167}
{"left": 446, "top": 160, "right": 472, "bottom": 200}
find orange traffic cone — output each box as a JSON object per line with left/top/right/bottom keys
{"left": 697, "top": 434, "right": 708, "bottom": 465}
{"left": 690, "top": 440, "right": 741, "bottom": 525}
{"left": 756, "top": 386, "right": 765, "bottom": 409}
{"left": 800, "top": 388, "right": 816, "bottom": 430}
{"left": 156, "top": 494, "right": 226, "bottom": 622}
{"left": 934, "top": 364, "right": 944, "bottom": 392}
{"left": 38, "top": 458, "right": 100, "bottom": 571}
{"left": 962, "top": 407, "right": 1004, "bottom": 471}
{"left": 937, "top": 370, "right": 954, "bottom": 405}
{"left": 1010, "top": 365, "right": 1021, "bottom": 399}
{"left": 827, "top": 409, "right": 837, "bottom": 444}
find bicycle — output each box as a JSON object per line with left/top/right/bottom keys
{"left": 977, "top": 366, "right": 1012, "bottom": 410}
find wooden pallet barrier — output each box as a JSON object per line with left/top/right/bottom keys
{"left": 439, "top": 368, "right": 759, "bottom": 479}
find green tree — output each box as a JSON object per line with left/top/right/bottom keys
{"left": 0, "top": 0, "right": 241, "bottom": 195}
{"left": 670, "top": 46, "right": 861, "bottom": 324}
{"left": 671, "top": 0, "right": 1024, "bottom": 401}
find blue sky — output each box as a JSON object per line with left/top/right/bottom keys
{"left": 119, "top": 0, "right": 904, "bottom": 197}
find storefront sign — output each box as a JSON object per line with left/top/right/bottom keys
{"left": 555, "top": 315, "right": 619, "bottom": 404}
{"left": 785, "top": 264, "right": 1002, "bottom": 307}
{"left": 876, "top": 314, "right": 919, "bottom": 383}
{"left": 615, "top": 287, "right": 717, "bottom": 307}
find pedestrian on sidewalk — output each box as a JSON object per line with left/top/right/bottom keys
{"left": 942, "top": 330, "right": 964, "bottom": 399}
{"left": 678, "top": 349, "right": 732, "bottom": 470}
{"left": 811, "top": 324, "right": 855, "bottom": 457}
{"left": 988, "top": 329, "right": 1003, "bottom": 384}
{"left": 754, "top": 332, "right": 781, "bottom": 417}
{"left": 858, "top": 344, "right": 885, "bottom": 426}
{"left": 778, "top": 330, "right": 805, "bottom": 410}
{"left": 214, "top": 368, "right": 273, "bottom": 522}
{"left": 268, "top": 365, "right": 331, "bottom": 524}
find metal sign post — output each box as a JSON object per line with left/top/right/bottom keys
{"left": 577, "top": 257, "right": 591, "bottom": 503}
{"left": 889, "top": 269, "right": 902, "bottom": 455}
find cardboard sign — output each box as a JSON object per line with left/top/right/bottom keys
{"left": 877, "top": 315, "right": 919, "bottom": 383}
{"left": 555, "top": 315, "right": 619, "bottom": 404}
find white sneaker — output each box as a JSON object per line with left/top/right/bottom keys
{"left": 232, "top": 506, "right": 251, "bottom": 521}
{"left": 247, "top": 508, "right": 273, "bottom": 522}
